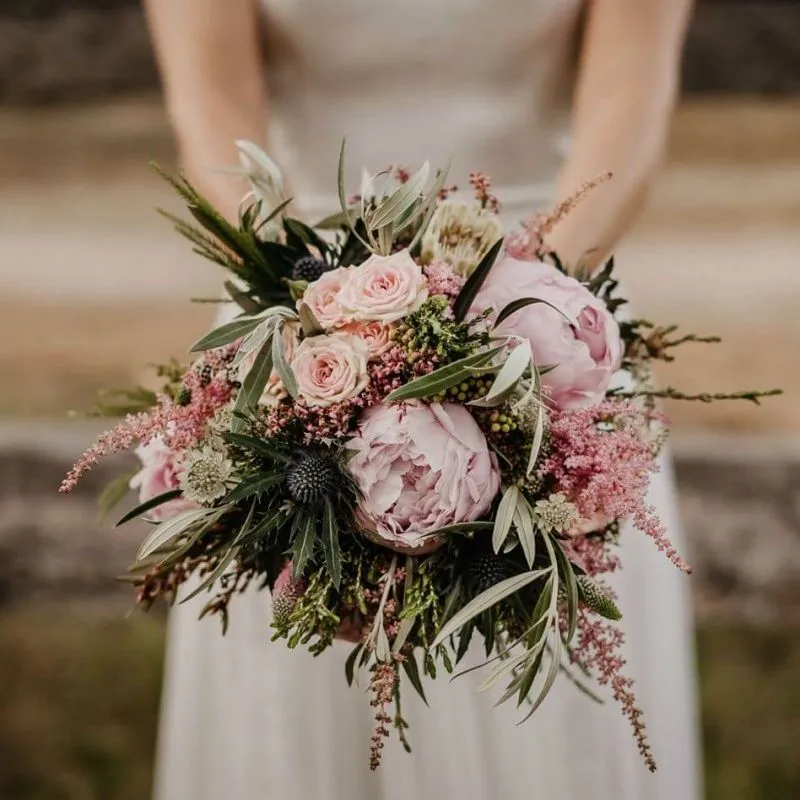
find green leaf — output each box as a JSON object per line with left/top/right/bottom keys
{"left": 384, "top": 346, "right": 504, "bottom": 403}
{"left": 283, "top": 217, "right": 330, "bottom": 256}
{"left": 392, "top": 615, "right": 417, "bottom": 654}
{"left": 514, "top": 495, "right": 537, "bottom": 568}
{"left": 494, "top": 296, "right": 575, "bottom": 329}
{"left": 298, "top": 303, "right": 324, "bottom": 336}
{"left": 431, "top": 568, "right": 551, "bottom": 649}
{"left": 406, "top": 160, "right": 453, "bottom": 248}
{"left": 232, "top": 337, "right": 274, "bottom": 430}
{"left": 519, "top": 633, "right": 562, "bottom": 722}
{"left": 314, "top": 209, "right": 352, "bottom": 230}
{"left": 137, "top": 507, "right": 220, "bottom": 561}
{"left": 401, "top": 651, "right": 429, "bottom": 705}
{"left": 291, "top": 515, "right": 319, "bottom": 578}
{"left": 553, "top": 537, "right": 580, "bottom": 641}
{"left": 493, "top": 485, "right": 519, "bottom": 553}
{"left": 452, "top": 237, "right": 504, "bottom": 322}
{"left": 469, "top": 340, "right": 531, "bottom": 409}
{"left": 191, "top": 316, "right": 264, "bottom": 352}
{"left": 180, "top": 545, "right": 240, "bottom": 604}
{"left": 337, "top": 140, "right": 372, "bottom": 250}
{"left": 368, "top": 162, "right": 430, "bottom": 230}
{"left": 225, "top": 472, "right": 285, "bottom": 503}
{"left": 98, "top": 471, "right": 135, "bottom": 519}
{"left": 526, "top": 365, "right": 546, "bottom": 477}
{"left": 321, "top": 499, "right": 342, "bottom": 588}
{"left": 222, "top": 432, "right": 292, "bottom": 463}
{"left": 115, "top": 489, "right": 182, "bottom": 527}
{"left": 345, "top": 643, "right": 363, "bottom": 686}
{"left": 271, "top": 321, "right": 299, "bottom": 398}
{"left": 224, "top": 281, "right": 260, "bottom": 314}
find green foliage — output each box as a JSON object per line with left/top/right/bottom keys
{"left": 394, "top": 296, "right": 490, "bottom": 362}
{"left": 452, "top": 237, "right": 504, "bottom": 322}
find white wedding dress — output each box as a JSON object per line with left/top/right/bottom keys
{"left": 155, "top": 1, "right": 702, "bottom": 798}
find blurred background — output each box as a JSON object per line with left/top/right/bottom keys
{"left": 0, "top": 1, "right": 798, "bottom": 797}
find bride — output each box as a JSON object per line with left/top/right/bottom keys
{"left": 144, "top": 1, "right": 700, "bottom": 797}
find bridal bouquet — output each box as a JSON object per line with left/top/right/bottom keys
{"left": 61, "top": 142, "right": 777, "bottom": 770}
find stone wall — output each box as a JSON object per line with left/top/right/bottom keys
{"left": 1, "top": 1, "right": 798, "bottom": 105}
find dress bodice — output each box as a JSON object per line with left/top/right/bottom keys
{"left": 260, "top": 0, "right": 583, "bottom": 217}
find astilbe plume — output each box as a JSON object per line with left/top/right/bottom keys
{"left": 572, "top": 610, "right": 656, "bottom": 772}
{"left": 506, "top": 171, "right": 613, "bottom": 262}
{"left": 369, "top": 661, "right": 398, "bottom": 770}
{"left": 60, "top": 349, "right": 235, "bottom": 493}
{"left": 468, "top": 171, "right": 501, "bottom": 214}
{"left": 539, "top": 400, "right": 690, "bottom": 573}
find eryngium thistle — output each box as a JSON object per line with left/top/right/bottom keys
{"left": 285, "top": 452, "right": 340, "bottom": 505}
{"left": 577, "top": 575, "right": 622, "bottom": 621}
{"left": 292, "top": 255, "right": 329, "bottom": 283}
{"left": 466, "top": 551, "right": 515, "bottom": 595}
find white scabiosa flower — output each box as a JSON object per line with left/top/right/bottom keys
{"left": 534, "top": 493, "right": 579, "bottom": 533}
{"left": 421, "top": 202, "right": 502, "bottom": 277}
{"left": 179, "top": 446, "right": 233, "bottom": 505}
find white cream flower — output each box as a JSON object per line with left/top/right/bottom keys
{"left": 179, "top": 446, "right": 233, "bottom": 505}
{"left": 534, "top": 493, "right": 579, "bottom": 533}
{"left": 421, "top": 202, "right": 503, "bottom": 277}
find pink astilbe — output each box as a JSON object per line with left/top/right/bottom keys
{"left": 563, "top": 534, "right": 621, "bottom": 577}
{"left": 468, "top": 171, "right": 500, "bottom": 214}
{"left": 60, "top": 352, "right": 235, "bottom": 494}
{"left": 572, "top": 610, "right": 656, "bottom": 772}
{"left": 424, "top": 261, "right": 466, "bottom": 301}
{"left": 540, "top": 400, "right": 690, "bottom": 573}
{"left": 505, "top": 213, "right": 552, "bottom": 261}
{"left": 506, "top": 172, "right": 613, "bottom": 262}
{"left": 368, "top": 661, "right": 398, "bottom": 770}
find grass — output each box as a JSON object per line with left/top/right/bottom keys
{"left": 0, "top": 614, "right": 797, "bottom": 799}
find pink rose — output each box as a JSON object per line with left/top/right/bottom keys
{"left": 473, "top": 258, "right": 622, "bottom": 409}
{"left": 299, "top": 266, "right": 354, "bottom": 329}
{"left": 338, "top": 249, "right": 428, "bottom": 323}
{"left": 290, "top": 332, "right": 369, "bottom": 407}
{"left": 129, "top": 437, "right": 199, "bottom": 521}
{"left": 338, "top": 320, "right": 394, "bottom": 361}
{"left": 346, "top": 402, "right": 500, "bottom": 553}
{"left": 238, "top": 321, "right": 301, "bottom": 405}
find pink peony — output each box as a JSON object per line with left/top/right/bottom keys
{"left": 129, "top": 437, "right": 198, "bottom": 521}
{"left": 473, "top": 257, "right": 622, "bottom": 409}
{"left": 290, "top": 332, "right": 369, "bottom": 407}
{"left": 299, "top": 266, "right": 354, "bottom": 329}
{"left": 338, "top": 320, "right": 394, "bottom": 361}
{"left": 337, "top": 249, "right": 428, "bottom": 323}
{"left": 346, "top": 402, "right": 500, "bottom": 553}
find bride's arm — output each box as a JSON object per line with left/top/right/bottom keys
{"left": 545, "top": 0, "right": 693, "bottom": 269}
{"left": 143, "top": 0, "right": 269, "bottom": 220}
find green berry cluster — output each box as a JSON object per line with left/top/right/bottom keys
{"left": 394, "top": 296, "right": 488, "bottom": 362}
{"left": 430, "top": 376, "right": 490, "bottom": 404}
